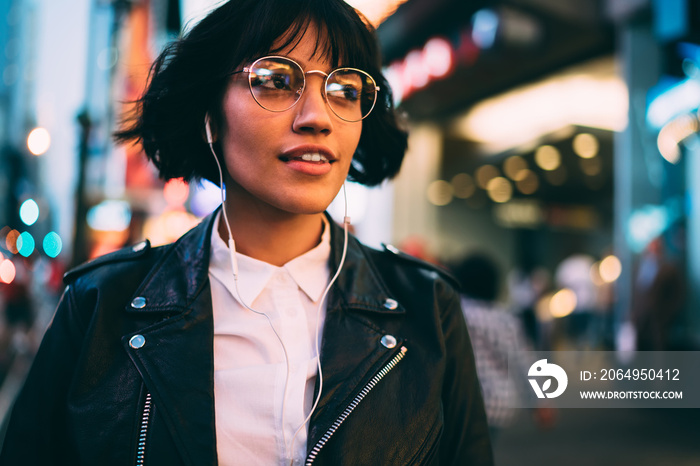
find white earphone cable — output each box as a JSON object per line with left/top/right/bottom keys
{"left": 288, "top": 183, "right": 349, "bottom": 465}
{"left": 208, "top": 138, "right": 349, "bottom": 465}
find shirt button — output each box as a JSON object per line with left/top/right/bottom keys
{"left": 129, "top": 334, "right": 146, "bottom": 349}
{"left": 381, "top": 335, "right": 397, "bottom": 349}
{"left": 383, "top": 298, "right": 398, "bottom": 310}
{"left": 131, "top": 297, "right": 147, "bottom": 309}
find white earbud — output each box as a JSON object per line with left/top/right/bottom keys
{"left": 205, "top": 113, "right": 239, "bottom": 279}
{"left": 205, "top": 113, "right": 214, "bottom": 144}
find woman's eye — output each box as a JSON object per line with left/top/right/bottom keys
{"left": 343, "top": 86, "right": 360, "bottom": 100}
{"left": 254, "top": 73, "right": 291, "bottom": 91}
{"left": 328, "top": 84, "right": 360, "bottom": 101}
{"left": 272, "top": 75, "right": 287, "bottom": 89}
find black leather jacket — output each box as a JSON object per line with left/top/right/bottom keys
{"left": 1, "top": 212, "right": 493, "bottom": 465}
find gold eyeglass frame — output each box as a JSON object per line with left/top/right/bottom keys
{"left": 238, "top": 55, "right": 380, "bottom": 122}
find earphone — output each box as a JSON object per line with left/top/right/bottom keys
{"left": 205, "top": 115, "right": 350, "bottom": 465}
{"left": 205, "top": 114, "right": 240, "bottom": 279}
{"left": 205, "top": 113, "right": 214, "bottom": 144}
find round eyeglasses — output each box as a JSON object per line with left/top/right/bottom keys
{"left": 236, "top": 56, "right": 379, "bottom": 122}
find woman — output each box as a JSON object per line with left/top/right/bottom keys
{"left": 0, "top": 0, "right": 492, "bottom": 464}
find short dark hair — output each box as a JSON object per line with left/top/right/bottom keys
{"left": 114, "top": 0, "right": 408, "bottom": 187}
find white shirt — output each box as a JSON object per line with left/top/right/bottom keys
{"left": 208, "top": 213, "right": 331, "bottom": 466}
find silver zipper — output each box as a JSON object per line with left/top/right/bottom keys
{"left": 305, "top": 346, "right": 407, "bottom": 465}
{"left": 136, "top": 392, "right": 153, "bottom": 466}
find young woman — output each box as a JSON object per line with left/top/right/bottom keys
{"left": 0, "top": 1, "right": 492, "bottom": 464}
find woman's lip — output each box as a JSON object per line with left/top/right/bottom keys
{"left": 278, "top": 145, "right": 337, "bottom": 175}
{"left": 283, "top": 158, "right": 333, "bottom": 176}
{"left": 280, "top": 153, "right": 330, "bottom": 163}
{"left": 279, "top": 145, "right": 337, "bottom": 162}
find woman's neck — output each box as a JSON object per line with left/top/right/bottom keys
{"left": 218, "top": 201, "right": 326, "bottom": 267}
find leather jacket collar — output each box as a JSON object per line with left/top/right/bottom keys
{"left": 125, "top": 210, "right": 405, "bottom": 317}
{"left": 122, "top": 210, "right": 408, "bottom": 463}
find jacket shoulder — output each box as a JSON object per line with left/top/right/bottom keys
{"left": 63, "top": 240, "right": 155, "bottom": 285}
{"left": 368, "top": 242, "right": 460, "bottom": 291}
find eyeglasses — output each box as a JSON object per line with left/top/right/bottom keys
{"left": 236, "top": 56, "right": 379, "bottom": 122}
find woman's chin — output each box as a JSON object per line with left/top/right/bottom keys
{"left": 267, "top": 191, "right": 340, "bottom": 216}
{"left": 277, "top": 201, "right": 333, "bottom": 216}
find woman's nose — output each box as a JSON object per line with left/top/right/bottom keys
{"left": 292, "top": 74, "right": 333, "bottom": 134}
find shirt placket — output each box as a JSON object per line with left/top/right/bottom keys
{"left": 271, "top": 271, "right": 315, "bottom": 465}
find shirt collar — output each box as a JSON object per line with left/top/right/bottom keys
{"left": 284, "top": 215, "right": 331, "bottom": 302}
{"left": 209, "top": 213, "right": 331, "bottom": 306}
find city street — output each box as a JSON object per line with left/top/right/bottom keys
{"left": 494, "top": 408, "right": 700, "bottom": 465}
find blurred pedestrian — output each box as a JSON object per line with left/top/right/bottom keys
{"left": 452, "top": 254, "right": 555, "bottom": 439}
{"left": 0, "top": 1, "right": 492, "bottom": 464}
{"left": 631, "top": 237, "right": 685, "bottom": 351}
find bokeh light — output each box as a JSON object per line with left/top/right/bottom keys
{"left": 423, "top": 37, "right": 453, "bottom": 79}
{"left": 97, "top": 46, "right": 119, "bottom": 70}
{"left": 19, "top": 199, "right": 40, "bottom": 226}
{"left": 590, "top": 262, "right": 605, "bottom": 286}
{"left": 550, "top": 288, "right": 577, "bottom": 318}
{"left": 471, "top": 8, "right": 499, "bottom": 49}
{"left": 87, "top": 200, "right": 132, "bottom": 231}
{"left": 475, "top": 165, "right": 500, "bottom": 189}
{"left": 572, "top": 133, "right": 599, "bottom": 158}
{"left": 142, "top": 211, "right": 199, "bottom": 247}
{"left": 5, "top": 229, "right": 19, "bottom": 254}
{"left": 427, "top": 180, "right": 454, "bottom": 206}
{"left": 486, "top": 176, "right": 513, "bottom": 203}
{"left": 190, "top": 179, "right": 223, "bottom": 217}
{"left": 599, "top": 255, "right": 622, "bottom": 283}
{"left": 16, "top": 231, "right": 35, "bottom": 257}
{"left": 0, "top": 260, "right": 16, "bottom": 284}
{"left": 579, "top": 157, "right": 602, "bottom": 176}
{"left": 534, "top": 145, "right": 561, "bottom": 171}
{"left": 164, "top": 178, "right": 190, "bottom": 207}
{"left": 515, "top": 169, "right": 540, "bottom": 195}
{"left": 27, "top": 127, "right": 51, "bottom": 155}
{"left": 43, "top": 232, "right": 63, "bottom": 258}
{"left": 657, "top": 114, "right": 697, "bottom": 164}
{"left": 535, "top": 293, "right": 554, "bottom": 322}
{"left": 451, "top": 173, "right": 476, "bottom": 199}
{"left": 503, "top": 155, "right": 528, "bottom": 181}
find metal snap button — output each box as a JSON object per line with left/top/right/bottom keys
{"left": 385, "top": 244, "right": 400, "bottom": 254}
{"left": 381, "top": 335, "right": 397, "bottom": 349}
{"left": 131, "top": 297, "right": 147, "bottom": 309}
{"left": 383, "top": 298, "right": 398, "bottom": 310}
{"left": 129, "top": 334, "right": 146, "bottom": 349}
{"left": 132, "top": 241, "right": 147, "bottom": 252}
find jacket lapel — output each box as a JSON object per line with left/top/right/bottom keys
{"left": 122, "top": 212, "right": 218, "bottom": 466}
{"left": 306, "top": 217, "right": 407, "bottom": 450}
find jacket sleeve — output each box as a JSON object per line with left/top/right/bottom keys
{"left": 0, "top": 285, "right": 85, "bottom": 464}
{"left": 438, "top": 283, "right": 494, "bottom": 465}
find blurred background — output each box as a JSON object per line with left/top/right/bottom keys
{"left": 1, "top": 0, "right": 699, "bottom": 464}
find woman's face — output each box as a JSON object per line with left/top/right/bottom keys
{"left": 218, "top": 23, "right": 362, "bottom": 217}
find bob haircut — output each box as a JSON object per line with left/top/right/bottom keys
{"left": 115, "top": 0, "right": 408, "bottom": 187}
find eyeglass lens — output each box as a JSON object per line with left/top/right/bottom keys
{"left": 248, "top": 57, "right": 377, "bottom": 122}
